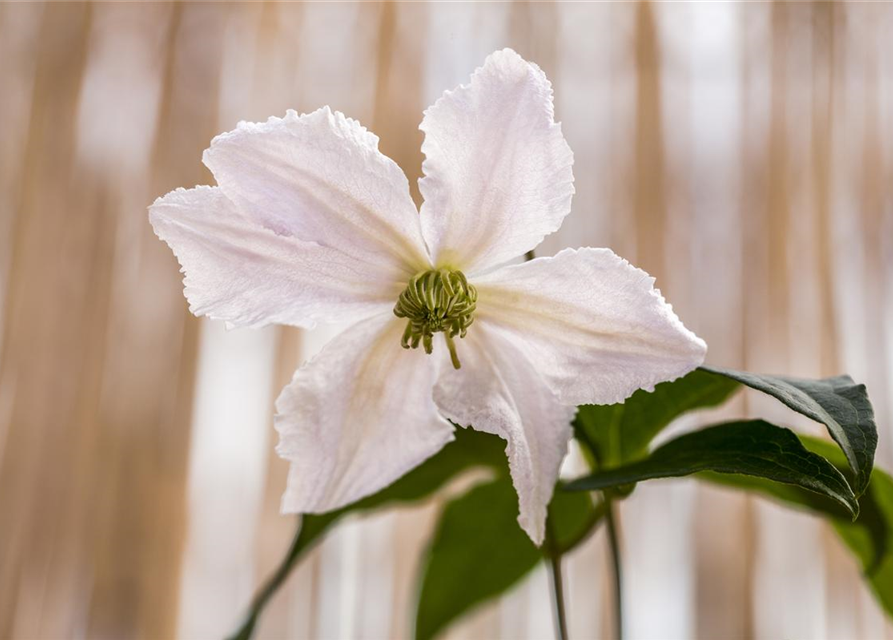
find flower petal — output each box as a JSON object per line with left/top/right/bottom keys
{"left": 276, "top": 313, "right": 455, "bottom": 512}
{"left": 418, "top": 48, "right": 574, "bottom": 272}
{"left": 475, "top": 247, "right": 708, "bottom": 406}
{"left": 433, "top": 322, "right": 575, "bottom": 544}
{"left": 149, "top": 186, "right": 400, "bottom": 328}
{"left": 204, "top": 106, "right": 430, "bottom": 274}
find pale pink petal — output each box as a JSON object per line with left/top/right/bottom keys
{"left": 149, "top": 186, "right": 400, "bottom": 328}
{"left": 475, "top": 248, "right": 708, "bottom": 406}
{"left": 419, "top": 49, "right": 574, "bottom": 272}
{"left": 434, "top": 322, "right": 576, "bottom": 544}
{"left": 276, "top": 314, "right": 454, "bottom": 512}
{"left": 204, "top": 106, "right": 430, "bottom": 274}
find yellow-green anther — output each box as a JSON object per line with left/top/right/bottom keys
{"left": 393, "top": 268, "right": 477, "bottom": 369}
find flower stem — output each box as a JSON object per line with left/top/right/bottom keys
{"left": 604, "top": 494, "right": 623, "bottom": 640}
{"left": 545, "top": 515, "right": 569, "bottom": 640}
{"left": 549, "top": 551, "right": 569, "bottom": 640}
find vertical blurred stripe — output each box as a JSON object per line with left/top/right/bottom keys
{"left": 0, "top": 4, "right": 95, "bottom": 637}
{"left": 631, "top": 1, "right": 666, "bottom": 279}
{"left": 176, "top": 320, "right": 278, "bottom": 639}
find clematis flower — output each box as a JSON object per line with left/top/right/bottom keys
{"left": 150, "top": 49, "right": 706, "bottom": 543}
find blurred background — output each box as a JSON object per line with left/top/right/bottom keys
{"left": 1, "top": 1, "right": 892, "bottom": 639}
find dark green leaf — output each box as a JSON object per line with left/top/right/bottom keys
{"left": 799, "top": 438, "right": 889, "bottom": 576}
{"left": 698, "top": 462, "right": 887, "bottom": 573}
{"left": 565, "top": 420, "right": 859, "bottom": 518}
{"left": 229, "top": 428, "right": 507, "bottom": 640}
{"left": 701, "top": 366, "right": 877, "bottom": 496}
{"left": 574, "top": 368, "right": 739, "bottom": 467}
{"left": 699, "top": 435, "right": 893, "bottom": 618}
{"left": 698, "top": 470, "right": 853, "bottom": 520}
{"left": 415, "top": 478, "right": 599, "bottom": 640}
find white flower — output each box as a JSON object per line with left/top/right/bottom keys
{"left": 150, "top": 49, "right": 706, "bottom": 544}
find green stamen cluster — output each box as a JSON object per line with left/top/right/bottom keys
{"left": 393, "top": 268, "right": 477, "bottom": 369}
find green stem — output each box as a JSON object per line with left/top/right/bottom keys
{"left": 604, "top": 495, "right": 624, "bottom": 640}
{"left": 545, "top": 515, "right": 569, "bottom": 640}
{"left": 228, "top": 517, "right": 306, "bottom": 640}
{"left": 549, "top": 552, "right": 569, "bottom": 640}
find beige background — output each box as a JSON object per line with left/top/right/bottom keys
{"left": 1, "top": 2, "right": 892, "bottom": 639}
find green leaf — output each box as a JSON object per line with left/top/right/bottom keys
{"left": 415, "top": 479, "right": 540, "bottom": 640}
{"left": 800, "top": 438, "right": 889, "bottom": 577}
{"left": 834, "top": 471, "right": 893, "bottom": 617}
{"left": 574, "top": 368, "right": 739, "bottom": 467}
{"left": 547, "top": 486, "right": 605, "bottom": 554}
{"left": 702, "top": 366, "right": 877, "bottom": 496}
{"left": 229, "top": 428, "right": 507, "bottom": 640}
{"left": 415, "top": 479, "right": 599, "bottom": 640}
{"left": 700, "top": 435, "right": 893, "bottom": 614}
{"left": 565, "top": 420, "right": 859, "bottom": 518}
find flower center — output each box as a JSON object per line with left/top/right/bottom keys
{"left": 393, "top": 268, "right": 477, "bottom": 369}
